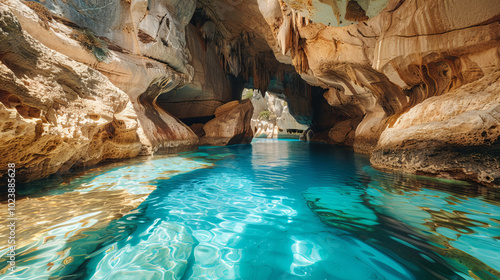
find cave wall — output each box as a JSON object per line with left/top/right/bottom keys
{"left": 258, "top": 0, "right": 500, "bottom": 185}
{"left": 156, "top": 23, "right": 234, "bottom": 121}
{"left": 1, "top": 0, "right": 201, "bottom": 158}
{"left": 0, "top": 0, "right": 209, "bottom": 181}
{"left": 0, "top": 7, "right": 142, "bottom": 182}
{"left": 0, "top": 0, "right": 259, "bottom": 181}
{"left": 1, "top": 0, "right": 499, "bottom": 185}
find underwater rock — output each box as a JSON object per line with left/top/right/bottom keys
{"left": 86, "top": 221, "right": 196, "bottom": 280}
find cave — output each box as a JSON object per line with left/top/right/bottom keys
{"left": 1, "top": 0, "right": 500, "bottom": 278}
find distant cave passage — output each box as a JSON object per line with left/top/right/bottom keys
{"left": 179, "top": 115, "right": 215, "bottom": 126}
{"left": 286, "top": 129, "right": 304, "bottom": 134}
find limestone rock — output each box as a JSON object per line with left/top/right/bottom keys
{"left": 2, "top": 0, "right": 500, "bottom": 187}
{"left": 253, "top": 0, "right": 500, "bottom": 185}
{"left": 277, "top": 105, "right": 308, "bottom": 135}
{"left": 250, "top": 90, "right": 269, "bottom": 118}
{"left": 190, "top": 123, "right": 205, "bottom": 138}
{"left": 156, "top": 24, "right": 234, "bottom": 120}
{"left": 201, "top": 100, "right": 254, "bottom": 145}
{"left": 281, "top": 0, "right": 389, "bottom": 27}
{"left": 253, "top": 119, "right": 278, "bottom": 138}
{"left": 2, "top": 0, "right": 199, "bottom": 154}
{"left": 214, "top": 100, "right": 240, "bottom": 117}
{"left": 40, "top": 0, "right": 196, "bottom": 75}
{"left": 266, "top": 93, "right": 284, "bottom": 118}
{"left": 0, "top": 8, "right": 142, "bottom": 182}
{"left": 371, "top": 72, "right": 500, "bottom": 186}
{"left": 250, "top": 90, "right": 277, "bottom": 138}
{"left": 328, "top": 119, "right": 360, "bottom": 146}
{"left": 250, "top": 91, "right": 308, "bottom": 138}
{"left": 135, "top": 77, "right": 199, "bottom": 154}
{"left": 262, "top": 0, "right": 500, "bottom": 154}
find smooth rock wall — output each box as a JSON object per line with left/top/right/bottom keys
{"left": 2, "top": 0, "right": 199, "bottom": 155}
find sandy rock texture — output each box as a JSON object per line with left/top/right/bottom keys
{"left": 41, "top": 0, "right": 195, "bottom": 75}
{"left": 2, "top": 0, "right": 499, "bottom": 185}
{"left": 255, "top": 0, "right": 500, "bottom": 185}
{"left": 1, "top": 0, "right": 199, "bottom": 155}
{"left": 263, "top": 0, "right": 500, "bottom": 151}
{"left": 200, "top": 100, "right": 254, "bottom": 145}
{"left": 253, "top": 119, "right": 279, "bottom": 138}
{"left": 0, "top": 8, "right": 142, "bottom": 182}
{"left": 372, "top": 72, "right": 500, "bottom": 186}
{"left": 281, "top": 0, "right": 390, "bottom": 27}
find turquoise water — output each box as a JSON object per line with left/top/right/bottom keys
{"left": 1, "top": 139, "right": 500, "bottom": 279}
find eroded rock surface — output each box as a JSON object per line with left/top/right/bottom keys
{"left": 372, "top": 72, "right": 500, "bottom": 186}
{"left": 1, "top": 0, "right": 499, "bottom": 185}
{"left": 255, "top": 0, "right": 500, "bottom": 185}
{"left": 201, "top": 99, "right": 254, "bottom": 145}
{"left": 0, "top": 8, "right": 142, "bottom": 182}
{"left": 263, "top": 0, "right": 499, "bottom": 150}
{"left": 156, "top": 24, "right": 234, "bottom": 120}
{"left": 1, "top": 0, "right": 199, "bottom": 155}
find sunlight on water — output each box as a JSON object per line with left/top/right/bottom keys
{"left": 0, "top": 155, "right": 214, "bottom": 279}
{"left": 1, "top": 139, "right": 499, "bottom": 279}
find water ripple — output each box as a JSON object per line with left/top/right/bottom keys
{"left": 1, "top": 140, "right": 499, "bottom": 279}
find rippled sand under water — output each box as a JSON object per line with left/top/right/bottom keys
{"left": 1, "top": 139, "right": 500, "bottom": 279}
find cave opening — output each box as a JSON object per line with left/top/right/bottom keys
{"left": 156, "top": 1, "right": 310, "bottom": 136}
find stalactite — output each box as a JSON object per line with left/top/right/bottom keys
{"left": 252, "top": 55, "right": 272, "bottom": 93}
{"left": 276, "top": 0, "right": 310, "bottom": 75}
{"left": 195, "top": 1, "right": 299, "bottom": 95}
{"left": 277, "top": 14, "right": 292, "bottom": 55}
{"left": 292, "top": 46, "right": 309, "bottom": 74}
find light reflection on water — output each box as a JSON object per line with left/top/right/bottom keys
{"left": 0, "top": 139, "right": 499, "bottom": 279}
{"left": 0, "top": 155, "right": 215, "bottom": 278}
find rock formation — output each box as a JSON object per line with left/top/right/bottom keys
{"left": 0, "top": 0, "right": 499, "bottom": 186}
{"left": 156, "top": 24, "right": 235, "bottom": 121}
{"left": 1, "top": 0, "right": 199, "bottom": 157}
{"left": 255, "top": 0, "right": 500, "bottom": 185}
{"left": 372, "top": 72, "right": 500, "bottom": 186}
{"left": 200, "top": 99, "right": 254, "bottom": 145}
{"left": 0, "top": 7, "right": 142, "bottom": 182}
{"left": 250, "top": 90, "right": 308, "bottom": 138}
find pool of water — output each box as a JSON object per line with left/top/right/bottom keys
{"left": 1, "top": 139, "right": 500, "bottom": 279}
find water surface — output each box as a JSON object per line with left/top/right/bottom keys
{"left": 1, "top": 139, "right": 500, "bottom": 279}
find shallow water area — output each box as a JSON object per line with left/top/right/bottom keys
{"left": 1, "top": 139, "right": 500, "bottom": 279}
